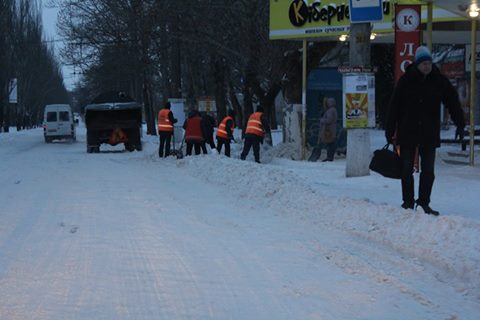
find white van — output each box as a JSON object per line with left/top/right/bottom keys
{"left": 43, "top": 104, "right": 76, "bottom": 143}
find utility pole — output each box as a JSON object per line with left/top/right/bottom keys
{"left": 346, "top": 23, "right": 372, "bottom": 177}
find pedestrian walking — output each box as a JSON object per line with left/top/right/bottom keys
{"left": 216, "top": 109, "right": 236, "bottom": 157}
{"left": 240, "top": 106, "right": 270, "bottom": 163}
{"left": 157, "top": 102, "right": 177, "bottom": 158}
{"left": 183, "top": 110, "right": 207, "bottom": 156}
{"left": 385, "top": 46, "right": 465, "bottom": 215}
{"left": 317, "top": 97, "right": 338, "bottom": 162}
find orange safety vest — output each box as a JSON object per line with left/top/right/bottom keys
{"left": 158, "top": 109, "right": 174, "bottom": 132}
{"left": 216, "top": 116, "right": 235, "bottom": 139}
{"left": 185, "top": 116, "right": 204, "bottom": 142}
{"left": 245, "top": 112, "right": 264, "bottom": 137}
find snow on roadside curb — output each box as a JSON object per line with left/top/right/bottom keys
{"left": 176, "top": 153, "right": 480, "bottom": 295}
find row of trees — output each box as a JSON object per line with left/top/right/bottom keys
{"left": 54, "top": 0, "right": 338, "bottom": 135}
{"left": 0, "top": 0, "right": 69, "bottom": 132}
{"left": 1, "top": 0, "right": 395, "bottom": 136}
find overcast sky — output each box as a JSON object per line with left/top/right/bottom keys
{"left": 42, "top": 4, "right": 77, "bottom": 91}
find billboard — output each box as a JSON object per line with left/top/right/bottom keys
{"left": 394, "top": 4, "right": 421, "bottom": 82}
{"left": 269, "top": 0, "right": 465, "bottom": 40}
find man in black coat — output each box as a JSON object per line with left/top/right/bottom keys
{"left": 201, "top": 112, "right": 216, "bottom": 151}
{"left": 386, "top": 46, "right": 465, "bottom": 215}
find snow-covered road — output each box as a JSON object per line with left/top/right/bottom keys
{"left": 0, "top": 126, "right": 479, "bottom": 319}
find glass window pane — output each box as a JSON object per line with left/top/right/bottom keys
{"left": 47, "top": 112, "right": 57, "bottom": 122}
{"left": 59, "top": 111, "right": 70, "bottom": 121}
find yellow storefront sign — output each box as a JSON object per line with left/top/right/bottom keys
{"left": 269, "top": 0, "right": 465, "bottom": 40}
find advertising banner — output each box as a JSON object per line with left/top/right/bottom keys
{"left": 8, "top": 78, "right": 17, "bottom": 104}
{"left": 269, "top": 0, "right": 464, "bottom": 40}
{"left": 197, "top": 96, "right": 217, "bottom": 112}
{"left": 394, "top": 4, "right": 421, "bottom": 82}
{"left": 343, "top": 73, "right": 375, "bottom": 128}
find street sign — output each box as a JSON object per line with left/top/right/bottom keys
{"left": 8, "top": 78, "right": 17, "bottom": 103}
{"left": 349, "top": 0, "right": 383, "bottom": 23}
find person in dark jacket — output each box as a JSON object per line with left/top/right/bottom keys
{"left": 216, "top": 109, "right": 236, "bottom": 157}
{"left": 386, "top": 46, "right": 465, "bottom": 216}
{"left": 240, "top": 105, "right": 271, "bottom": 163}
{"left": 201, "top": 112, "right": 216, "bottom": 151}
{"left": 318, "top": 97, "right": 338, "bottom": 162}
{"left": 157, "top": 102, "right": 177, "bottom": 158}
{"left": 183, "top": 110, "right": 207, "bottom": 156}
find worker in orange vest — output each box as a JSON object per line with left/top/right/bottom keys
{"left": 216, "top": 109, "right": 236, "bottom": 157}
{"left": 183, "top": 109, "right": 207, "bottom": 156}
{"left": 240, "top": 105, "right": 270, "bottom": 163}
{"left": 157, "top": 102, "right": 177, "bottom": 157}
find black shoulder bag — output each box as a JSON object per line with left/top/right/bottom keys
{"left": 369, "top": 144, "right": 403, "bottom": 179}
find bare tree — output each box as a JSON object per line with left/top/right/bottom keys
{"left": 56, "top": 0, "right": 320, "bottom": 134}
{"left": 1, "top": 0, "right": 68, "bottom": 132}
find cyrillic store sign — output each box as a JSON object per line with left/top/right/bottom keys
{"left": 269, "top": 0, "right": 464, "bottom": 40}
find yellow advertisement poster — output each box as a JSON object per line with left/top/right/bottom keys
{"left": 343, "top": 73, "right": 375, "bottom": 129}
{"left": 345, "top": 93, "right": 368, "bottom": 128}
{"left": 269, "top": 0, "right": 464, "bottom": 40}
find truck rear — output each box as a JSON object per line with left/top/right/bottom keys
{"left": 84, "top": 92, "right": 143, "bottom": 153}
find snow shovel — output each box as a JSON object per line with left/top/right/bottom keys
{"left": 169, "top": 129, "right": 185, "bottom": 159}
{"left": 175, "top": 134, "right": 185, "bottom": 159}
{"left": 308, "top": 146, "right": 322, "bottom": 162}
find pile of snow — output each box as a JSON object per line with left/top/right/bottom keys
{"left": 168, "top": 151, "right": 480, "bottom": 298}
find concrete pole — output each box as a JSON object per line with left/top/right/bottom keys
{"left": 302, "top": 40, "right": 308, "bottom": 160}
{"left": 470, "top": 19, "right": 477, "bottom": 166}
{"left": 346, "top": 23, "right": 371, "bottom": 177}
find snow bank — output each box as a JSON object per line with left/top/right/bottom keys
{"left": 175, "top": 151, "right": 480, "bottom": 297}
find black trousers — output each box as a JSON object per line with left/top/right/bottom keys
{"left": 159, "top": 132, "right": 172, "bottom": 157}
{"left": 241, "top": 135, "right": 261, "bottom": 163}
{"left": 206, "top": 134, "right": 216, "bottom": 149}
{"left": 216, "top": 137, "right": 231, "bottom": 157}
{"left": 317, "top": 141, "right": 336, "bottom": 160}
{"left": 186, "top": 141, "right": 207, "bottom": 155}
{"left": 400, "top": 145, "right": 436, "bottom": 206}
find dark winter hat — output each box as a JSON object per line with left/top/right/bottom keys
{"left": 256, "top": 105, "right": 264, "bottom": 113}
{"left": 415, "top": 46, "right": 432, "bottom": 64}
{"left": 228, "top": 109, "right": 236, "bottom": 117}
{"left": 164, "top": 102, "right": 171, "bottom": 109}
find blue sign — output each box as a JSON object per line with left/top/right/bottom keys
{"left": 349, "top": 0, "right": 383, "bottom": 23}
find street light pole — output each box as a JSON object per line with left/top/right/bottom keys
{"left": 470, "top": 18, "right": 477, "bottom": 166}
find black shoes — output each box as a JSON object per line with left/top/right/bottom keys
{"left": 415, "top": 202, "right": 440, "bottom": 216}
{"left": 401, "top": 202, "right": 414, "bottom": 210}
{"left": 401, "top": 201, "right": 439, "bottom": 216}
{"left": 322, "top": 158, "right": 333, "bottom": 162}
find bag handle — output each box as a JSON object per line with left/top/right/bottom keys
{"left": 383, "top": 143, "right": 394, "bottom": 150}
{"left": 383, "top": 143, "right": 400, "bottom": 156}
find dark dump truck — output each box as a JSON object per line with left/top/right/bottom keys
{"left": 84, "top": 91, "right": 143, "bottom": 153}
